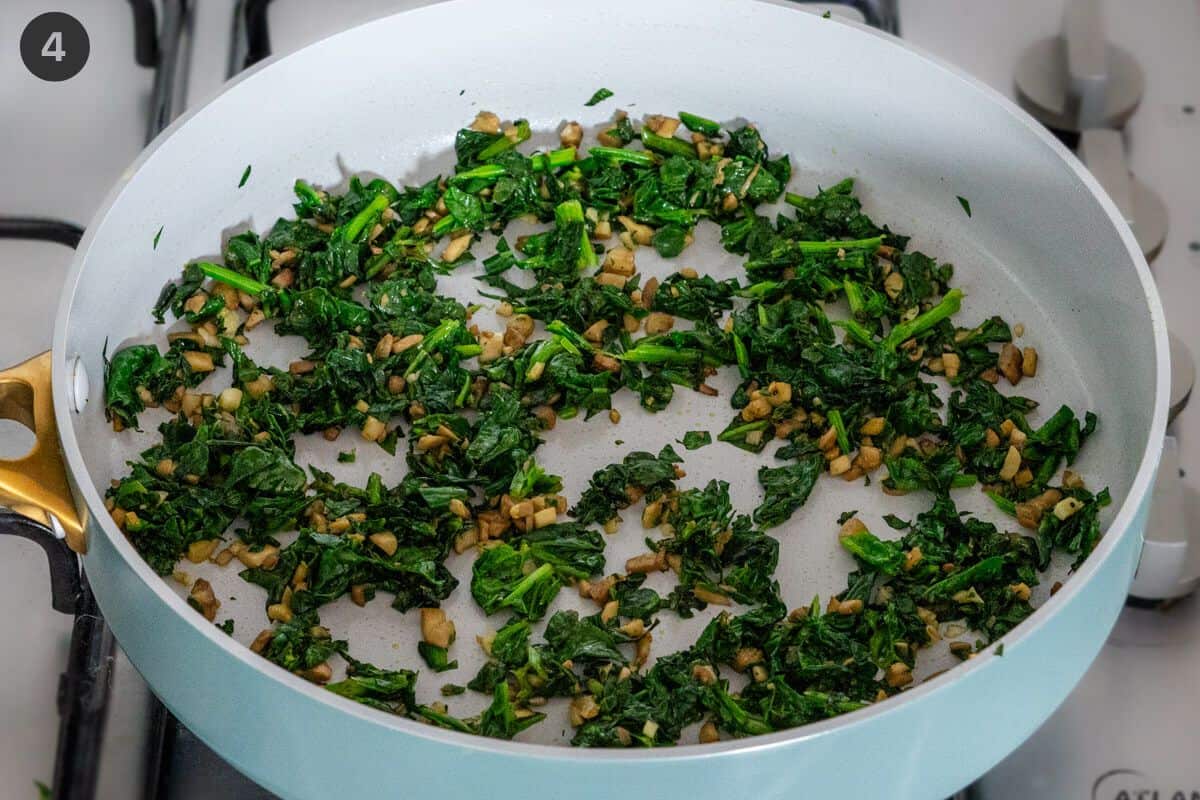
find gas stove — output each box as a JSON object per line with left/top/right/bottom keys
{"left": 1, "top": 2, "right": 1195, "bottom": 798}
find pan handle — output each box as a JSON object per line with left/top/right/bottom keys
{"left": 0, "top": 351, "right": 86, "bottom": 553}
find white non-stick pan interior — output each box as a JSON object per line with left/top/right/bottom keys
{"left": 56, "top": 0, "right": 1159, "bottom": 745}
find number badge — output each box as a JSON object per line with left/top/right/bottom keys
{"left": 20, "top": 12, "right": 89, "bottom": 82}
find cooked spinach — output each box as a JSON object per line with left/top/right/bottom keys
{"left": 105, "top": 108, "right": 1107, "bottom": 748}
{"left": 585, "top": 88, "right": 614, "bottom": 106}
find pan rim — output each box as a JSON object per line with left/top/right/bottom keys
{"left": 49, "top": 0, "right": 1170, "bottom": 762}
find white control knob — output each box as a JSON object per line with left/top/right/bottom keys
{"left": 1015, "top": 0, "right": 1143, "bottom": 133}
{"left": 1077, "top": 129, "right": 1168, "bottom": 261}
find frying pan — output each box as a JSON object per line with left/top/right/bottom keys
{"left": 0, "top": 1, "right": 1168, "bottom": 797}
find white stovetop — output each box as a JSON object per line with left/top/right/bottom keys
{"left": 0, "top": 1, "right": 1195, "bottom": 798}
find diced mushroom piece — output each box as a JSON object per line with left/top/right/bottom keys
{"left": 503, "top": 314, "right": 535, "bottom": 348}
{"left": 248, "top": 629, "right": 274, "bottom": 655}
{"left": 732, "top": 647, "right": 764, "bottom": 672}
{"left": 859, "top": 419, "right": 888, "bottom": 438}
{"left": 597, "top": 115, "right": 627, "bottom": 147}
{"left": 472, "top": 330, "right": 501, "bottom": 364}
{"left": 581, "top": 575, "right": 615, "bottom": 605}
{"left": 247, "top": 307, "right": 271, "bottom": 331}
{"left": 183, "top": 291, "right": 209, "bottom": 315}
{"left": 640, "top": 277, "right": 660, "bottom": 310}
{"left": 998, "top": 445, "right": 1022, "bottom": 481}
{"left": 236, "top": 544, "right": 279, "bottom": 569}
{"left": 373, "top": 333, "right": 395, "bottom": 360}
{"left": 1053, "top": 496, "right": 1085, "bottom": 520}
{"left": 644, "top": 312, "right": 675, "bottom": 335}
{"left": 297, "top": 663, "right": 332, "bottom": 684}
{"left": 634, "top": 632, "right": 652, "bottom": 667}
{"left": 583, "top": 320, "right": 610, "bottom": 344}
{"left": 530, "top": 405, "right": 556, "bottom": 431}
{"left": 693, "top": 586, "right": 731, "bottom": 606}
{"left": 183, "top": 351, "right": 215, "bottom": 373}
{"left": 740, "top": 396, "right": 772, "bottom": 422}
{"left": 856, "top": 446, "right": 882, "bottom": 471}
{"left": 270, "top": 268, "right": 295, "bottom": 289}
{"left": 616, "top": 215, "right": 654, "bottom": 246}
{"left": 187, "top": 579, "right": 219, "bottom": 621}
{"left": 829, "top": 454, "right": 852, "bottom": 476}
{"left": 618, "top": 618, "right": 646, "bottom": 638}
{"left": 832, "top": 597, "right": 864, "bottom": 615}
{"left": 595, "top": 272, "right": 628, "bottom": 289}
{"left": 420, "top": 607, "right": 456, "bottom": 649}
{"left": 393, "top": 333, "right": 425, "bottom": 354}
{"left": 998, "top": 343, "right": 1023, "bottom": 385}
{"left": 568, "top": 694, "right": 601, "bottom": 727}
{"left": 593, "top": 353, "right": 621, "bottom": 373}
{"left": 838, "top": 517, "right": 867, "bottom": 540}
{"left": 941, "top": 352, "right": 961, "bottom": 380}
{"left": 361, "top": 415, "right": 386, "bottom": 442}
{"left": 883, "top": 271, "right": 905, "bottom": 300}
{"left": 691, "top": 664, "right": 718, "bottom": 686}
{"left": 1021, "top": 346, "right": 1039, "bottom": 377}
{"left": 244, "top": 374, "right": 274, "bottom": 398}
{"left": 602, "top": 247, "right": 637, "bottom": 276}
{"left": 186, "top": 539, "right": 220, "bottom": 564}
{"left": 369, "top": 531, "right": 398, "bottom": 557}
{"left": 1013, "top": 467, "right": 1034, "bottom": 488}
{"left": 508, "top": 500, "right": 534, "bottom": 520}
{"left": 452, "top": 527, "right": 478, "bottom": 555}
{"left": 625, "top": 551, "right": 668, "bottom": 574}
{"left": 469, "top": 111, "right": 501, "bottom": 134}
{"left": 440, "top": 232, "right": 473, "bottom": 263}
{"left": 885, "top": 662, "right": 913, "bottom": 688}
{"left": 215, "top": 387, "right": 243, "bottom": 413}
{"left": 641, "top": 498, "right": 664, "bottom": 529}
{"left": 1014, "top": 503, "right": 1040, "bottom": 529}
{"left": 904, "top": 547, "right": 923, "bottom": 572}
{"left": 762, "top": 381, "right": 792, "bottom": 407}
{"left": 644, "top": 115, "right": 681, "bottom": 137}
{"left": 560, "top": 121, "right": 583, "bottom": 148}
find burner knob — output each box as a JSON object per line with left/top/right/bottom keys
{"left": 1015, "top": 0, "right": 1143, "bottom": 133}
{"left": 1168, "top": 331, "right": 1195, "bottom": 425}
{"left": 1128, "top": 334, "right": 1197, "bottom": 602}
{"left": 1128, "top": 436, "right": 1200, "bottom": 601}
{"left": 1077, "top": 129, "right": 1168, "bottom": 261}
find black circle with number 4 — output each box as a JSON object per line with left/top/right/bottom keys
{"left": 21, "top": 12, "right": 89, "bottom": 82}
